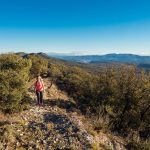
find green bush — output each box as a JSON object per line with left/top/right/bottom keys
{"left": 48, "top": 63, "right": 64, "bottom": 87}
{"left": 28, "top": 55, "right": 48, "bottom": 77}
{"left": 0, "top": 54, "right": 32, "bottom": 113}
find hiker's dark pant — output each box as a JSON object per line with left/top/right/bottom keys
{"left": 36, "top": 91, "right": 43, "bottom": 105}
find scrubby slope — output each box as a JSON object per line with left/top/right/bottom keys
{"left": 0, "top": 78, "right": 126, "bottom": 150}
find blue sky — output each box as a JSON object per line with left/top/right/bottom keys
{"left": 0, "top": 0, "right": 150, "bottom": 55}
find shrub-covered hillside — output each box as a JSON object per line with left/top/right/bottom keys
{"left": 0, "top": 53, "right": 150, "bottom": 149}
{"left": 0, "top": 54, "right": 32, "bottom": 113}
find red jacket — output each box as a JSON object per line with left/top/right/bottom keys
{"left": 35, "top": 81, "right": 44, "bottom": 92}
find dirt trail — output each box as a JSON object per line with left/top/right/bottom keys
{"left": 0, "top": 78, "right": 126, "bottom": 150}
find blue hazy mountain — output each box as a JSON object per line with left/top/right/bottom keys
{"left": 47, "top": 53, "right": 150, "bottom": 64}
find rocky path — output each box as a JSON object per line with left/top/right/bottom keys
{"left": 0, "top": 79, "right": 94, "bottom": 150}
{"left": 0, "top": 78, "right": 126, "bottom": 150}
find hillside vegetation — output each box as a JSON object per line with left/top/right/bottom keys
{"left": 0, "top": 53, "right": 150, "bottom": 149}
{"left": 0, "top": 54, "right": 32, "bottom": 113}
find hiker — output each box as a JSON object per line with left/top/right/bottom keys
{"left": 35, "top": 76, "right": 45, "bottom": 106}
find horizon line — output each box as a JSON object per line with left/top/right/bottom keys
{"left": 1, "top": 51, "right": 150, "bottom": 56}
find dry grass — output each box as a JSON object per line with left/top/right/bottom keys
{"left": 0, "top": 112, "right": 7, "bottom": 121}
{"left": 47, "top": 122, "right": 54, "bottom": 130}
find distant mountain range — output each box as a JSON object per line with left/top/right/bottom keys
{"left": 47, "top": 53, "right": 150, "bottom": 64}
{"left": 15, "top": 52, "right": 150, "bottom": 71}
